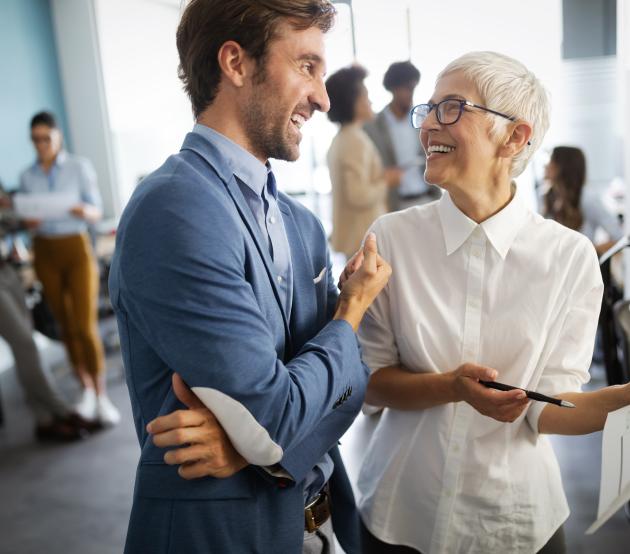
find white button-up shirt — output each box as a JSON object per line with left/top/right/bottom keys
{"left": 357, "top": 189, "right": 603, "bottom": 554}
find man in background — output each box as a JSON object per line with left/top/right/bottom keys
{"left": 364, "top": 61, "right": 440, "bottom": 211}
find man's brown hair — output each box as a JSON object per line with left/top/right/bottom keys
{"left": 176, "top": 0, "right": 336, "bottom": 118}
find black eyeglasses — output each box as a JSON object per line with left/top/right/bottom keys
{"left": 410, "top": 99, "right": 516, "bottom": 129}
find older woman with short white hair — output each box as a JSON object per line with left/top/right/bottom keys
{"left": 345, "top": 51, "right": 630, "bottom": 553}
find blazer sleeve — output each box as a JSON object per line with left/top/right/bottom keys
{"left": 114, "top": 178, "right": 368, "bottom": 480}
{"left": 277, "top": 243, "right": 369, "bottom": 480}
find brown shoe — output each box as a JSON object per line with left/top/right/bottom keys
{"left": 35, "top": 419, "right": 86, "bottom": 442}
{"left": 66, "top": 412, "right": 104, "bottom": 433}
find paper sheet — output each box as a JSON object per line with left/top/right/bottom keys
{"left": 13, "top": 193, "right": 77, "bottom": 220}
{"left": 586, "top": 405, "right": 630, "bottom": 534}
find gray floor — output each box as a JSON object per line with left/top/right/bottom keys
{"left": 0, "top": 348, "right": 629, "bottom": 553}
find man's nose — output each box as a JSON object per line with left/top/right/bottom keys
{"left": 310, "top": 75, "right": 330, "bottom": 113}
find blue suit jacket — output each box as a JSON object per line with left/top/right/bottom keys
{"left": 109, "top": 132, "right": 368, "bottom": 553}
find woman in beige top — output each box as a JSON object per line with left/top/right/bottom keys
{"left": 326, "top": 65, "right": 400, "bottom": 258}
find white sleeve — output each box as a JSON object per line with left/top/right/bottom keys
{"left": 192, "top": 387, "right": 283, "bottom": 466}
{"left": 526, "top": 241, "right": 604, "bottom": 432}
{"left": 357, "top": 223, "right": 400, "bottom": 373}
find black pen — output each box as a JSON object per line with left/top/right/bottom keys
{"left": 479, "top": 380, "right": 575, "bottom": 408}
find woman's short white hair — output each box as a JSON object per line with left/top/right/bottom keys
{"left": 437, "top": 51, "right": 550, "bottom": 178}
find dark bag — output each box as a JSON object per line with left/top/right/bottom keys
{"left": 28, "top": 287, "right": 61, "bottom": 341}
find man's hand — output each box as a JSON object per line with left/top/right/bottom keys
{"left": 383, "top": 167, "right": 403, "bottom": 187}
{"left": 334, "top": 232, "right": 391, "bottom": 331}
{"left": 146, "top": 373, "right": 248, "bottom": 479}
{"left": 452, "top": 363, "right": 530, "bottom": 423}
{"left": 338, "top": 249, "right": 363, "bottom": 290}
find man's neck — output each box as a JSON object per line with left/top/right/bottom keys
{"left": 197, "top": 102, "right": 267, "bottom": 164}
{"left": 388, "top": 102, "right": 407, "bottom": 120}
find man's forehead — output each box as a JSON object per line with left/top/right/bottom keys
{"left": 271, "top": 22, "right": 326, "bottom": 57}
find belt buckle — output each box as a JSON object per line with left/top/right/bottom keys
{"left": 304, "top": 487, "right": 330, "bottom": 533}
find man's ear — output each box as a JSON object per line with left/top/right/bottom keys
{"left": 499, "top": 121, "right": 533, "bottom": 159}
{"left": 217, "top": 40, "right": 255, "bottom": 88}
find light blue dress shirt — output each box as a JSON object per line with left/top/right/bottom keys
{"left": 192, "top": 124, "right": 332, "bottom": 501}
{"left": 19, "top": 151, "right": 102, "bottom": 237}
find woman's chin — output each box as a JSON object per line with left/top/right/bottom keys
{"left": 424, "top": 171, "right": 446, "bottom": 189}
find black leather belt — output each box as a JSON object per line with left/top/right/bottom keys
{"left": 304, "top": 483, "right": 331, "bottom": 532}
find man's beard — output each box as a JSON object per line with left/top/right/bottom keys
{"left": 243, "top": 81, "right": 299, "bottom": 162}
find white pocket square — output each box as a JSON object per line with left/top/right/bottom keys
{"left": 313, "top": 266, "right": 326, "bottom": 284}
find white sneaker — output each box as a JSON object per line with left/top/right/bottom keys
{"left": 74, "top": 388, "right": 97, "bottom": 420}
{"left": 96, "top": 394, "right": 121, "bottom": 427}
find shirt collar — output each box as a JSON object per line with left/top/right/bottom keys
{"left": 437, "top": 183, "right": 528, "bottom": 259}
{"left": 192, "top": 123, "right": 268, "bottom": 197}
{"left": 34, "top": 150, "right": 68, "bottom": 172}
{"left": 383, "top": 105, "right": 405, "bottom": 126}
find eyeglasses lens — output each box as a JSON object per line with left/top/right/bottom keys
{"left": 438, "top": 100, "right": 463, "bottom": 125}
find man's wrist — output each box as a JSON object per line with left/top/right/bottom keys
{"left": 333, "top": 296, "right": 365, "bottom": 332}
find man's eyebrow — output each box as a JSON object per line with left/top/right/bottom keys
{"left": 298, "top": 53, "right": 323, "bottom": 63}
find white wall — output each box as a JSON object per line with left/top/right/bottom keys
{"left": 619, "top": 0, "right": 630, "bottom": 294}
{"left": 95, "top": 0, "right": 192, "bottom": 209}
{"left": 49, "top": 0, "right": 120, "bottom": 217}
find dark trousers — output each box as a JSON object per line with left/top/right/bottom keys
{"left": 360, "top": 521, "right": 566, "bottom": 554}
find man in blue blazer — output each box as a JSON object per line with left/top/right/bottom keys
{"left": 108, "top": 1, "right": 391, "bottom": 552}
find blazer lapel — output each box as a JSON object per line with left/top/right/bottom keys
{"left": 278, "top": 198, "right": 317, "bottom": 351}
{"left": 377, "top": 111, "right": 397, "bottom": 165}
{"left": 223, "top": 177, "right": 292, "bottom": 342}
{"left": 180, "top": 133, "right": 292, "bottom": 349}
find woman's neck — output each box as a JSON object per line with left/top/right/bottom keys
{"left": 448, "top": 177, "right": 514, "bottom": 223}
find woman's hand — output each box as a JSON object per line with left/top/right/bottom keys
{"left": 69, "top": 203, "right": 102, "bottom": 223}
{"left": 23, "top": 218, "right": 42, "bottom": 230}
{"left": 452, "top": 363, "right": 530, "bottom": 423}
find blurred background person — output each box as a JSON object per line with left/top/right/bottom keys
{"left": 364, "top": 61, "right": 440, "bottom": 212}
{"left": 0, "top": 185, "right": 97, "bottom": 441}
{"left": 543, "top": 146, "right": 623, "bottom": 255}
{"left": 18, "top": 111, "right": 119, "bottom": 426}
{"left": 326, "top": 65, "right": 399, "bottom": 259}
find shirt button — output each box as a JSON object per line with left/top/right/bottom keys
{"left": 277, "top": 275, "right": 283, "bottom": 283}
{"left": 269, "top": 216, "right": 276, "bottom": 224}
{"left": 452, "top": 443, "right": 460, "bottom": 453}
{"left": 444, "top": 489, "right": 453, "bottom": 498}
{"left": 471, "top": 248, "right": 482, "bottom": 258}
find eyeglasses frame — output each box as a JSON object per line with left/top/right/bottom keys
{"left": 410, "top": 99, "right": 516, "bottom": 129}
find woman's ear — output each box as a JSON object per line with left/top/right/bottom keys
{"left": 499, "top": 121, "right": 533, "bottom": 159}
